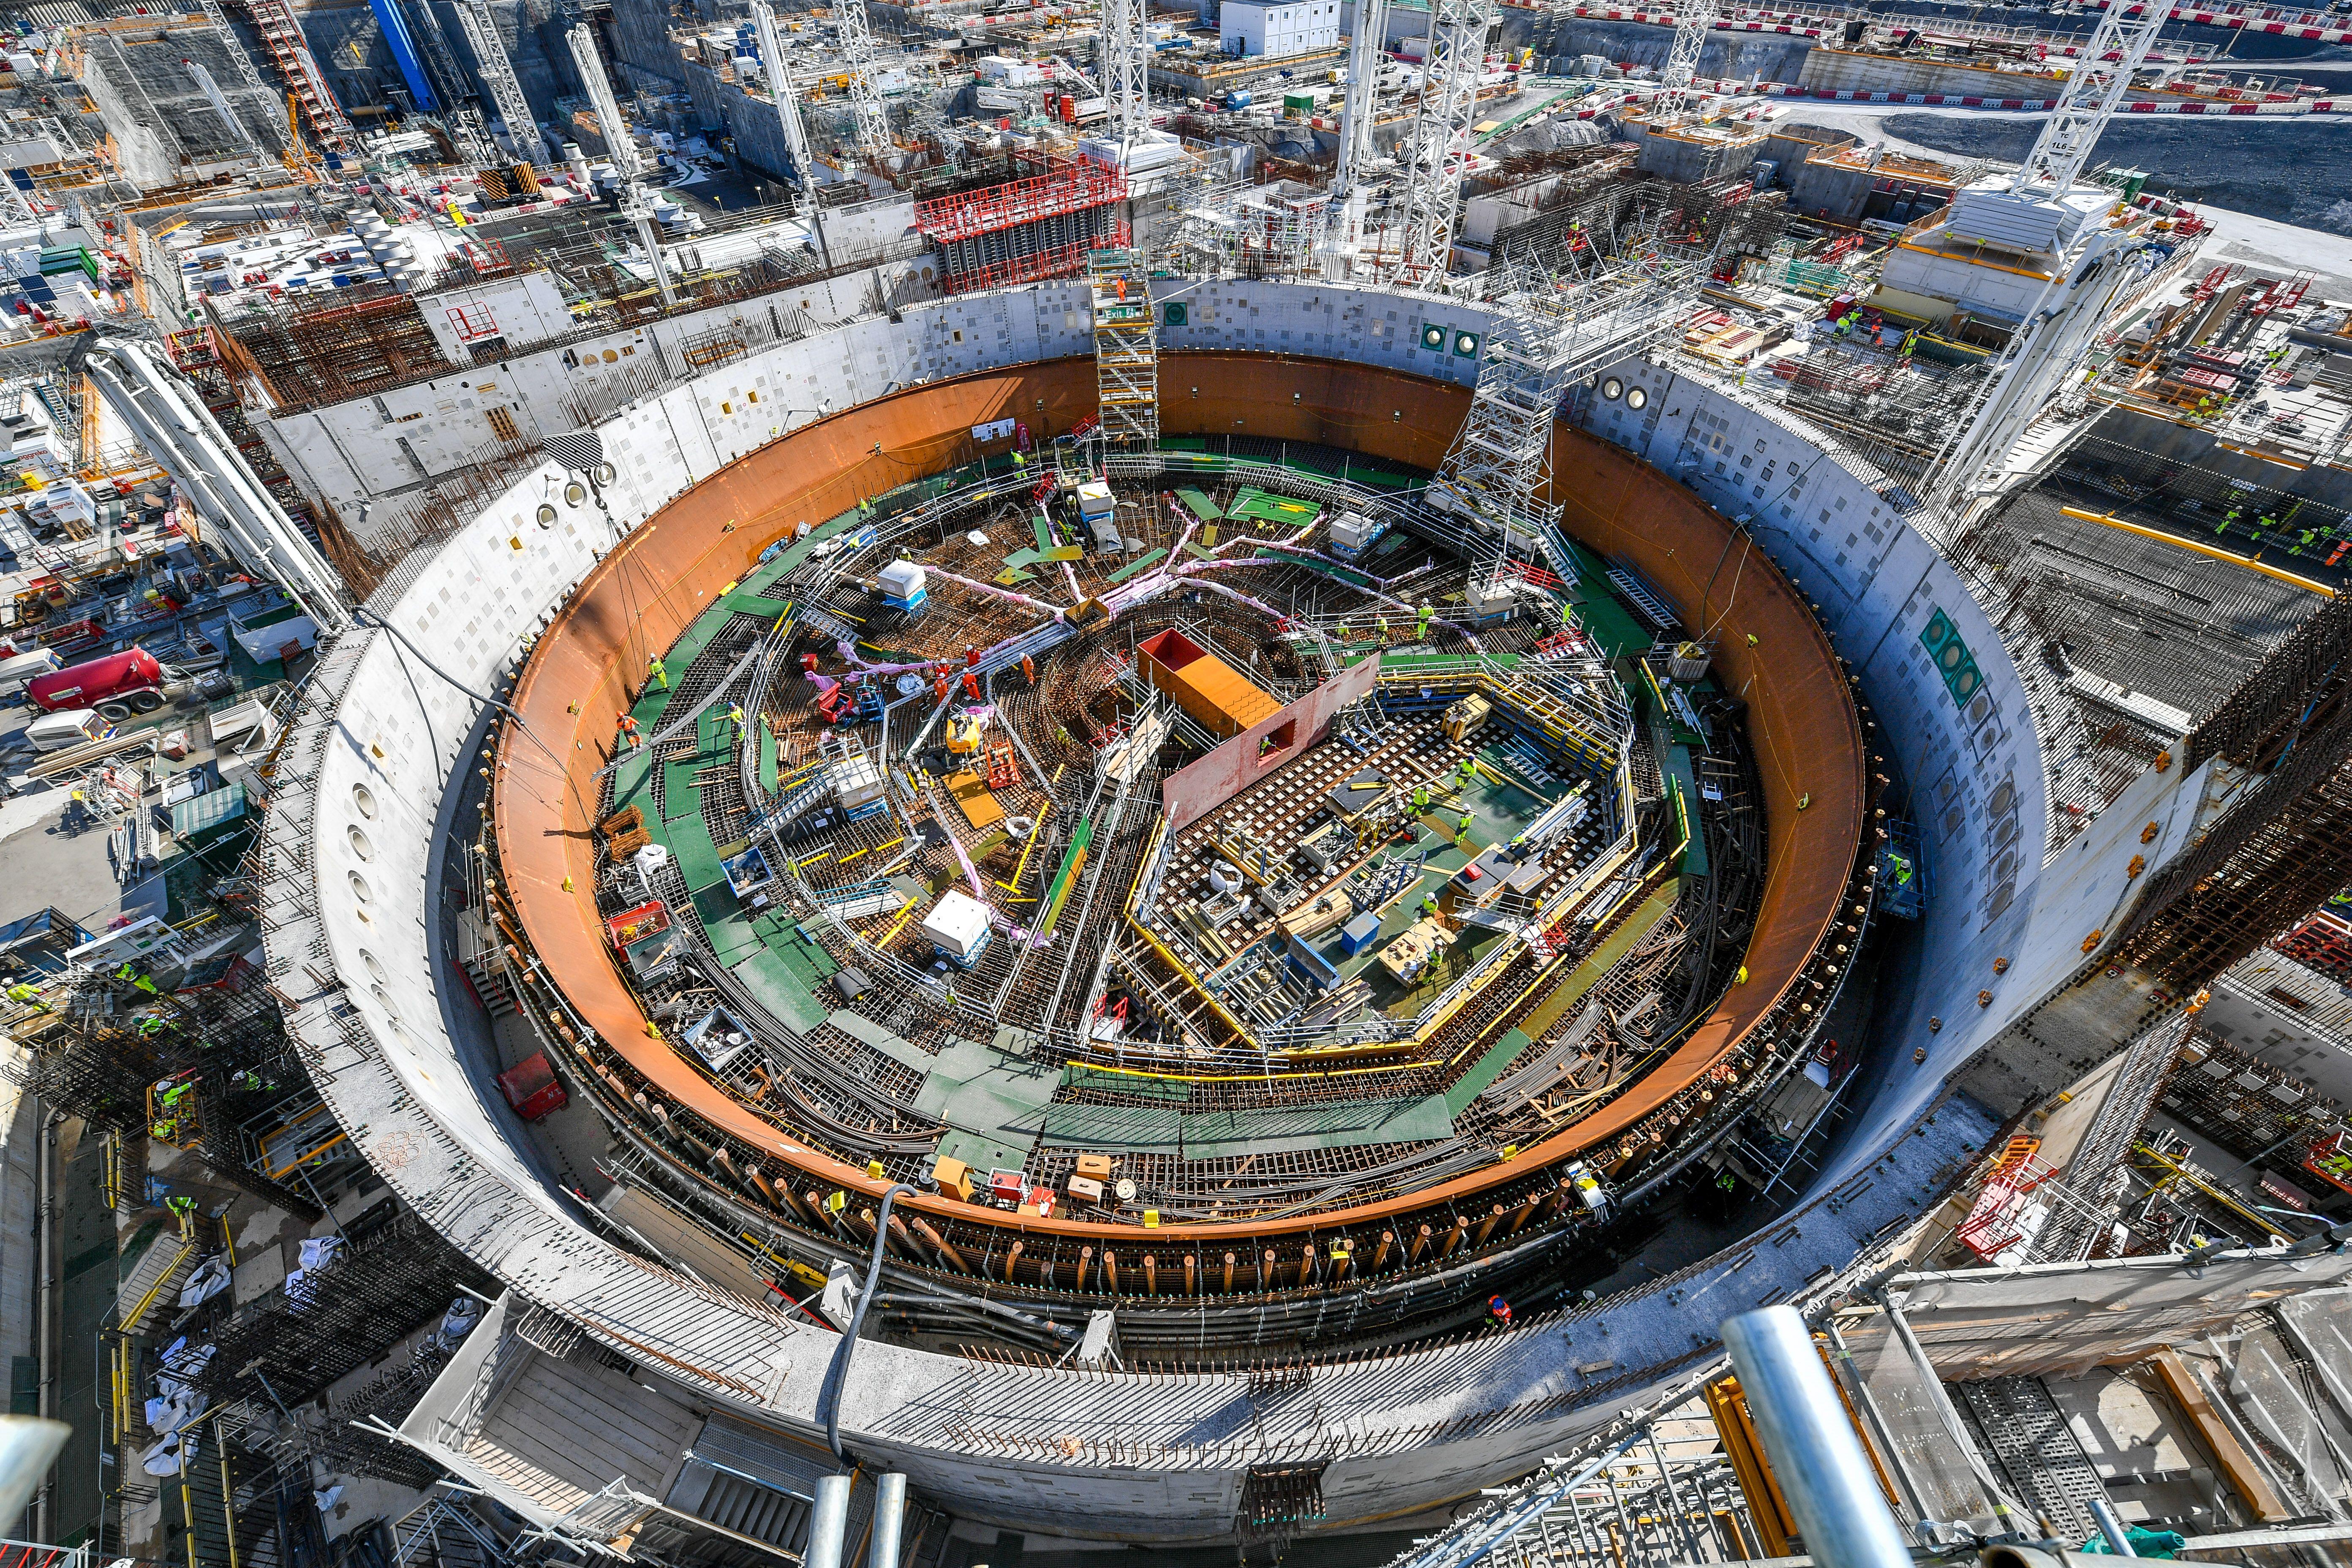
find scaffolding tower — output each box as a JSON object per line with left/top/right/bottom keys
{"left": 1089, "top": 246, "right": 1158, "bottom": 445}
{"left": 1422, "top": 220, "right": 1709, "bottom": 575}
{"left": 236, "top": 0, "right": 354, "bottom": 152}
{"left": 453, "top": 0, "right": 546, "bottom": 164}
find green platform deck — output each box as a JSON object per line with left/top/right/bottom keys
{"left": 1040, "top": 1093, "right": 1455, "bottom": 1158}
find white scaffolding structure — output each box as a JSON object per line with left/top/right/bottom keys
{"left": 1653, "top": 0, "right": 1720, "bottom": 122}
{"left": 1424, "top": 229, "right": 1709, "bottom": 574}
{"left": 1320, "top": 0, "right": 1390, "bottom": 277}
{"left": 1378, "top": 0, "right": 1491, "bottom": 288}
{"left": 455, "top": 0, "right": 546, "bottom": 165}
{"left": 1089, "top": 247, "right": 1158, "bottom": 445}
{"left": 1386, "top": 1385, "right": 1759, "bottom": 1568}
{"left": 835, "top": 0, "right": 892, "bottom": 159}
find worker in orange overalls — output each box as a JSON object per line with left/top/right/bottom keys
{"left": 617, "top": 713, "right": 640, "bottom": 749}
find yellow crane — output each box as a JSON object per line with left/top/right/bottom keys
{"left": 284, "top": 92, "right": 319, "bottom": 178}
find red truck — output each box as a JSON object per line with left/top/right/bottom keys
{"left": 27, "top": 647, "right": 169, "bottom": 720}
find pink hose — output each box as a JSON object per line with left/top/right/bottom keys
{"left": 926, "top": 566, "right": 1066, "bottom": 617}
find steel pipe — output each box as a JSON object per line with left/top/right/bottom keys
{"left": 1721, "top": 1305, "right": 1911, "bottom": 1568}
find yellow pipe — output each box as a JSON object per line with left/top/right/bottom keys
{"left": 838, "top": 836, "right": 901, "bottom": 866}
{"left": 2133, "top": 1141, "right": 2284, "bottom": 1240}
{"left": 874, "top": 896, "right": 921, "bottom": 945}
{"left": 2061, "top": 506, "right": 2336, "bottom": 598}
{"left": 1000, "top": 814, "right": 1048, "bottom": 892}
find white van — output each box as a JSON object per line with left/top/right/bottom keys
{"left": 26, "top": 708, "right": 110, "bottom": 752}
{"left": 0, "top": 648, "right": 61, "bottom": 694}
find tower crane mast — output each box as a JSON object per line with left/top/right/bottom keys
{"left": 1320, "top": 0, "right": 1389, "bottom": 277}
{"left": 1654, "top": 0, "right": 1720, "bottom": 122}
{"left": 1380, "top": 0, "right": 1492, "bottom": 288}
{"left": 750, "top": 0, "right": 833, "bottom": 267}
{"left": 1928, "top": 0, "right": 2175, "bottom": 523}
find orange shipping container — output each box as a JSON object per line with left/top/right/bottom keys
{"left": 1136, "top": 628, "right": 1281, "bottom": 739}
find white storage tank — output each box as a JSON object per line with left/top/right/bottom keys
{"left": 1074, "top": 481, "right": 1115, "bottom": 521}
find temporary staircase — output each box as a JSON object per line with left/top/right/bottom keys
{"left": 117, "top": 1214, "right": 202, "bottom": 1334}
{"left": 1088, "top": 247, "right": 1159, "bottom": 446}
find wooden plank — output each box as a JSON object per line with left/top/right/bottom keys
{"left": 947, "top": 770, "right": 1004, "bottom": 829}
{"left": 2150, "top": 1348, "right": 2291, "bottom": 1521}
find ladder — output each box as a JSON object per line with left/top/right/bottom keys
{"left": 237, "top": 0, "right": 354, "bottom": 151}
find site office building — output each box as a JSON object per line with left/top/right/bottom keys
{"left": 1221, "top": 0, "right": 1341, "bottom": 57}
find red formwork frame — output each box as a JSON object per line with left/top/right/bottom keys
{"left": 914, "top": 155, "right": 1130, "bottom": 244}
